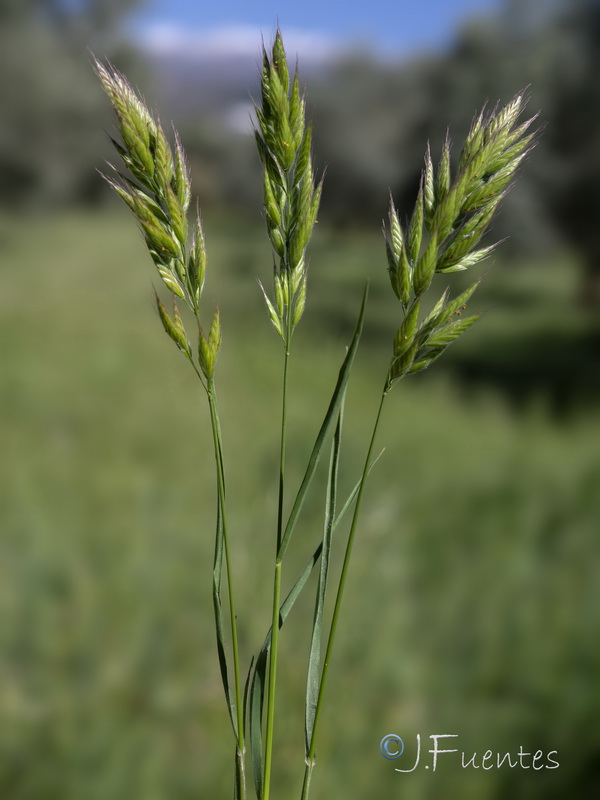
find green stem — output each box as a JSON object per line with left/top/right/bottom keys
{"left": 263, "top": 343, "right": 290, "bottom": 800}
{"left": 207, "top": 379, "right": 246, "bottom": 800}
{"left": 277, "top": 346, "right": 290, "bottom": 554}
{"left": 301, "top": 389, "right": 388, "bottom": 800}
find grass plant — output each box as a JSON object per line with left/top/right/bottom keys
{"left": 93, "top": 30, "right": 538, "bottom": 799}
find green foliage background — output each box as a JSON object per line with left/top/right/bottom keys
{"left": 1, "top": 209, "right": 599, "bottom": 797}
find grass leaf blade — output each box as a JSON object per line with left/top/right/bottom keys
{"left": 249, "top": 645, "right": 267, "bottom": 798}
{"left": 305, "top": 402, "right": 344, "bottom": 754}
{"left": 246, "top": 440, "right": 387, "bottom": 781}
{"left": 331, "top": 447, "right": 385, "bottom": 536}
{"left": 248, "top": 543, "right": 323, "bottom": 799}
{"left": 277, "top": 283, "right": 369, "bottom": 561}
{"left": 213, "top": 492, "right": 237, "bottom": 737}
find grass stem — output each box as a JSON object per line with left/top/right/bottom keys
{"left": 263, "top": 343, "right": 290, "bottom": 800}
{"left": 207, "top": 379, "right": 246, "bottom": 800}
{"left": 301, "top": 389, "right": 387, "bottom": 800}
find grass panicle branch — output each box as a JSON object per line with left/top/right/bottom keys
{"left": 94, "top": 56, "right": 246, "bottom": 800}
{"left": 95, "top": 30, "right": 538, "bottom": 800}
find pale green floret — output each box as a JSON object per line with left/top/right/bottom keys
{"left": 393, "top": 300, "right": 420, "bottom": 358}
{"left": 408, "top": 180, "right": 424, "bottom": 264}
{"left": 155, "top": 292, "right": 191, "bottom": 358}
{"left": 424, "top": 144, "right": 435, "bottom": 220}
{"left": 198, "top": 309, "right": 221, "bottom": 381}
{"left": 436, "top": 134, "right": 452, "bottom": 202}
{"left": 188, "top": 214, "right": 207, "bottom": 309}
{"left": 413, "top": 231, "right": 438, "bottom": 296}
{"left": 173, "top": 129, "right": 191, "bottom": 212}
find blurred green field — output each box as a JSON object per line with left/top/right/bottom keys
{"left": 1, "top": 210, "right": 599, "bottom": 799}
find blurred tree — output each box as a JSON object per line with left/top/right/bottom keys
{"left": 38, "top": 0, "right": 141, "bottom": 35}
{"left": 536, "top": 0, "right": 600, "bottom": 304}
{"left": 307, "top": 0, "right": 600, "bottom": 304}
{"left": 307, "top": 55, "right": 423, "bottom": 228}
{"left": 0, "top": 0, "right": 143, "bottom": 209}
{"left": 5, "top": 0, "right": 600, "bottom": 308}
{"left": 306, "top": 22, "right": 552, "bottom": 256}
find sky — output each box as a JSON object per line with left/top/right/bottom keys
{"left": 131, "top": 0, "right": 505, "bottom": 59}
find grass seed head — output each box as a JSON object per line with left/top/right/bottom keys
{"left": 255, "top": 29, "right": 321, "bottom": 343}
{"left": 384, "top": 90, "right": 539, "bottom": 391}
{"left": 95, "top": 54, "right": 220, "bottom": 379}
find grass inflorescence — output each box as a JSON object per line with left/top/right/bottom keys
{"left": 94, "top": 29, "right": 538, "bottom": 800}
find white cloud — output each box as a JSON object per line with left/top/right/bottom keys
{"left": 137, "top": 23, "right": 346, "bottom": 64}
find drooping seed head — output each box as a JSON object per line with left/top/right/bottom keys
{"left": 95, "top": 54, "right": 218, "bottom": 381}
